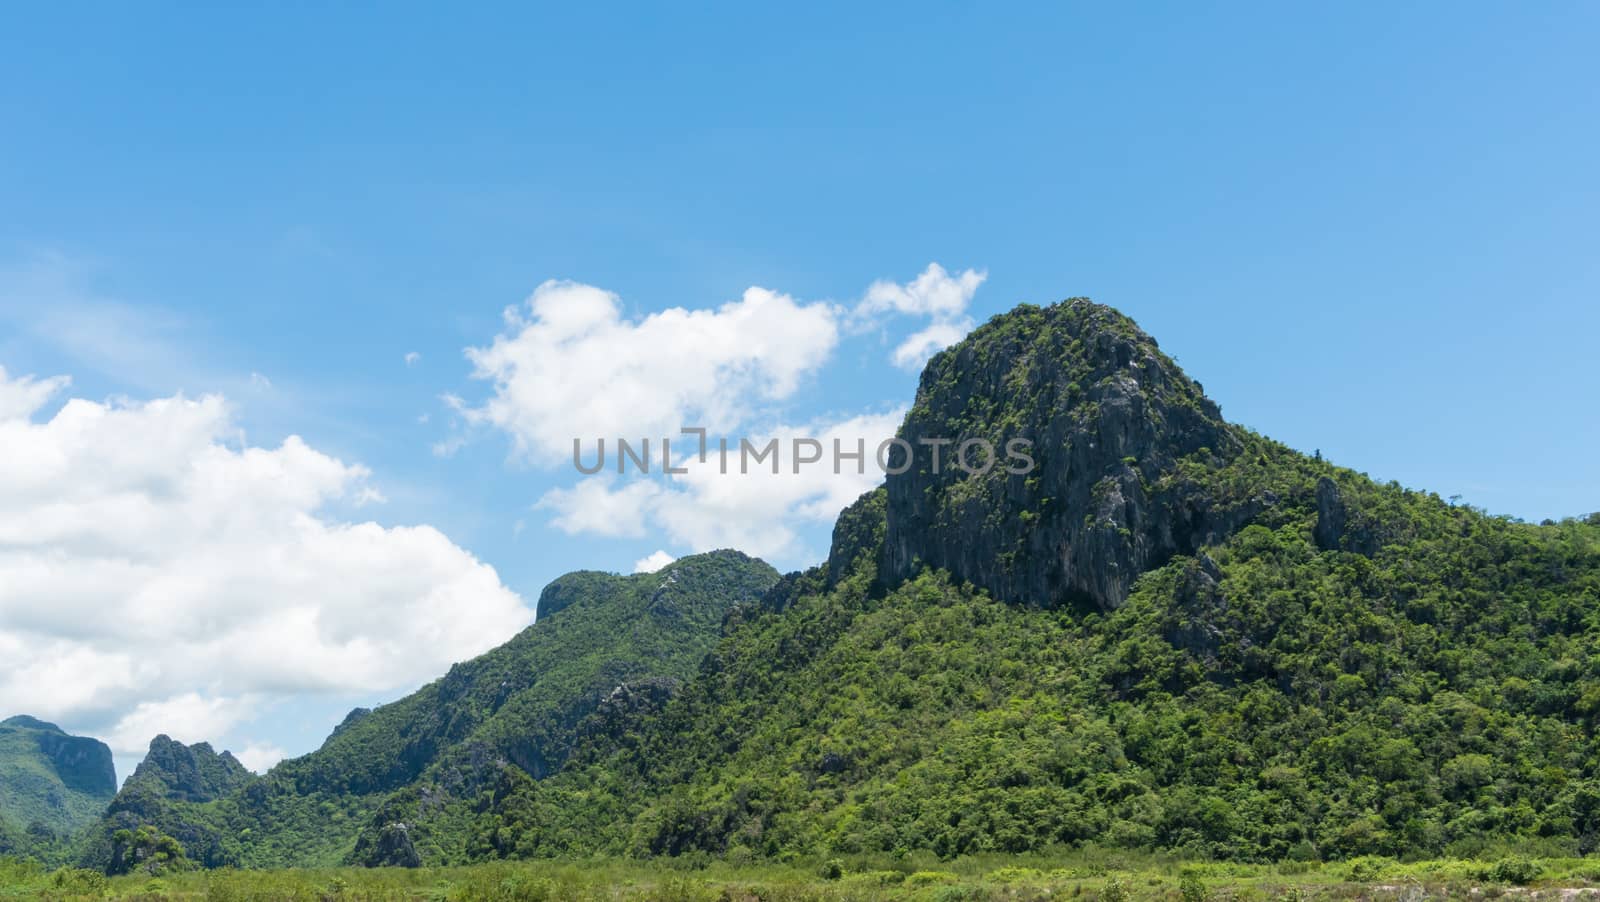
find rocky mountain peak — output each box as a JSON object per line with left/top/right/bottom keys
{"left": 880, "top": 298, "right": 1256, "bottom": 611}
{"left": 127, "top": 735, "right": 253, "bottom": 804}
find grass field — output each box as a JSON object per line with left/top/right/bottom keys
{"left": 6, "top": 851, "right": 1600, "bottom": 901}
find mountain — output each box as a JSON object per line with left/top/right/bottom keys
{"left": 882, "top": 301, "right": 1255, "bottom": 611}
{"left": 77, "top": 736, "right": 255, "bottom": 869}
{"left": 460, "top": 299, "right": 1600, "bottom": 864}
{"left": 81, "top": 550, "right": 779, "bottom": 868}
{"left": 122, "top": 736, "right": 253, "bottom": 805}
{"left": 81, "top": 298, "right": 1600, "bottom": 867}
{"left": 0, "top": 715, "right": 116, "bottom": 858}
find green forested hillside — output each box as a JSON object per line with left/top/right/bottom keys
{"left": 0, "top": 716, "right": 116, "bottom": 861}
{"left": 475, "top": 482, "right": 1600, "bottom": 862}
{"left": 460, "top": 301, "right": 1600, "bottom": 864}
{"left": 77, "top": 299, "right": 1600, "bottom": 870}
{"left": 80, "top": 550, "right": 779, "bottom": 869}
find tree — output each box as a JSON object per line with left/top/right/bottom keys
{"left": 107, "top": 825, "right": 190, "bottom": 876}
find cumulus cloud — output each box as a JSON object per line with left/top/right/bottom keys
{"left": 234, "top": 742, "right": 288, "bottom": 774}
{"left": 538, "top": 409, "right": 905, "bottom": 563}
{"left": 461, "top": 266, "right": 982, "bottom": 564}
{"left": 891, "top": 321, "right": 974, "bottom": 371}
{"left": 857, "top": 262, "right": 986, "bottom": 321}
{"left": 0, "top": 369, "right": 529, "bottom": 761}
{"left": 0, "top": 368, "right": 69, "bottom": 421}
{"left": 855, "top": 263, "right": 987, "bottom": 371}
{"left": 632, "top": 550, "right": 676, "bottom": 574}
{"left": 102, "top": 693, "right": 252, "bottom": 761}
{"left": 537, "top": 477, "right": 660, "bottom": 539}
{"left": 463, "top": 281, "right": 840, "bottom": 465}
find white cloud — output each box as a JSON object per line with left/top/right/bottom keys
{"left": 431, "top": 435, "right": 466, "bottom": 458}
{"left": 857, "top": 262, "right": 986, "bottom": 320}
{"left": 632, "top": 550, "right": 676, "bottom": 573}
{"left": 104, "top": 693, "right": 252, "bottom": 761}
{"left": 855, "top": 263, "right": 987, "bottom": 370}
{"left": 462, "top": 280, "right": 840, "bottom": 465}
{"left": 405, "top": 351, "right": 421, "bottom": 366}
{"left": 234, "top": 742, "right": 287, "bottom": 774}
{"left": 461, "top": 266, "right": 981, "bottom": 564}
{"left": 0, "top": 370, "right": 529, "bottom": 759}
{"left": 891, "top": 320, "right": 974, "bottom": 371}
{"left": 0, "top": 368, "right": 69, "bottom": 421}
{"left": 537, "top": 409, "right": 904, "bottom": 564}
{"left": 537, "top": 477, "right": 660, "bottom": 539}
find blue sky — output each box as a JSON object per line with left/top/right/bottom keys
{"left": 2, "top": 3, "right": 1597, "bottom": 777}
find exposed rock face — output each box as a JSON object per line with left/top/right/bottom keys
{"left": 330, "top": 707, "right": 373, "bottom": 739}
{"left": 825, "top": 487, "right": 887, "bottom": 588}
{"left": 1314, "top": 477, "right": 1347, "bottom": 552}
{"left": 29, "top": 724, "right": 117, "bottom": 798}
{"left": 882, "top": 300, "right": 1259, "bottom": 611}
{"left": 126, "top": 735, "right": 253, "bottom": 804}
{"left": 366, "top": 821, "right": 422, "bottom": 868}
{"left": 1163, "top": 553, "right": 1229, "bottom": 664}
{"left": 578, "top": 677, "right": 679, "bottom": 746}
{"left": 0, "top": 715, "right": 117, "bottom": 840}
{"left": 1312, "top": 475, "right": 1389, "bottom": 556}
{"left": 535, "top": 575, "right": 589, "bottom": 620}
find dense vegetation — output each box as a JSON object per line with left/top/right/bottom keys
{"left": 457, "top": 302, "right": 1600, "bottom": 866}
{"left": 467, "top": 490, "right": 1600, "bottom": 863}
{"left": 17, "top": 298, "right": 1600, "bottom": 878}
{"left": 74, "top": 551, "right": 778, "bottom": 870}
{"left": 0, "top": 717, "right": 115, "bottom": 863}
{"left": 7, "top": 850, "right": 1600, "bottom": 899}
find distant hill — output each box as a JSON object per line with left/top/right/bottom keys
{"left": 80, "top": 549, "right": 780, "bottom": 868}
{"left": 0, "top": 715, "right": 116, "bottom": 858}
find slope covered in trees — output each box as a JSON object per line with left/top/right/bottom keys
{"left": 81, "top": 550, "right": 779, "bottom": 868}
{"left": 0, "top": 715, "right": 116, "bottom": 861}
{"left": 463, "top": 300, "right": 1600, "bottom": 864}
{"left": 82, "top": 299, "right": 1600, "bottom": 869}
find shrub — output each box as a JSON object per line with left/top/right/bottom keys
{"left": 1346, "top": 856, "right": 1395, "bottom": 882}
{"left": 1486, "top": 857, "right": 1541, "bottom": 886}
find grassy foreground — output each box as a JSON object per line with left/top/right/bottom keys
{"left": 7, "top": 853, "right": 1600, "bottom": 901}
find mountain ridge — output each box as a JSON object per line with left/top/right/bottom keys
{"left": 66, "top": 297, "right": 1600, "bottom": 867}
{"left": 458, "top": 298, "right": 1600, "bottom": 863}
{"left": 80, "top": 549, "right": 780, "bottom": 868}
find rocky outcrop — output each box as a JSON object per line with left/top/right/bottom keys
{"left": 578, "top": 677, "right": 679, "bottom": 746}
{"left": 882, "top": 300, "right": 1262, "bottom": 611}
{"left": 32, "top": 725, "right": 117, "bottom": 798}
{"left": 1311, "top": 475, "right": 1395, "bottom": 556}
{"left": 535, "top": 574, "right": 594, "bottom": 620}
{"left": 0, "top": 715, "right": 117, "bottom": 842}
{"left": 1314, "top": 477, "right": 1347, "bottom": 552}
{"left": 330, "top": 707, "right": 372, "bottom": 739}
{"left": 826, "top": 487, "right": 887, "bottom": 588}
{"left": 1163, "top": 553, "right": 1229, "bottom": 664}
{"left": 363, "top": 821, "right": 422, "bottom": 868}
{"left": 125, "top": 735, "right": 253, "bottom": 804}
